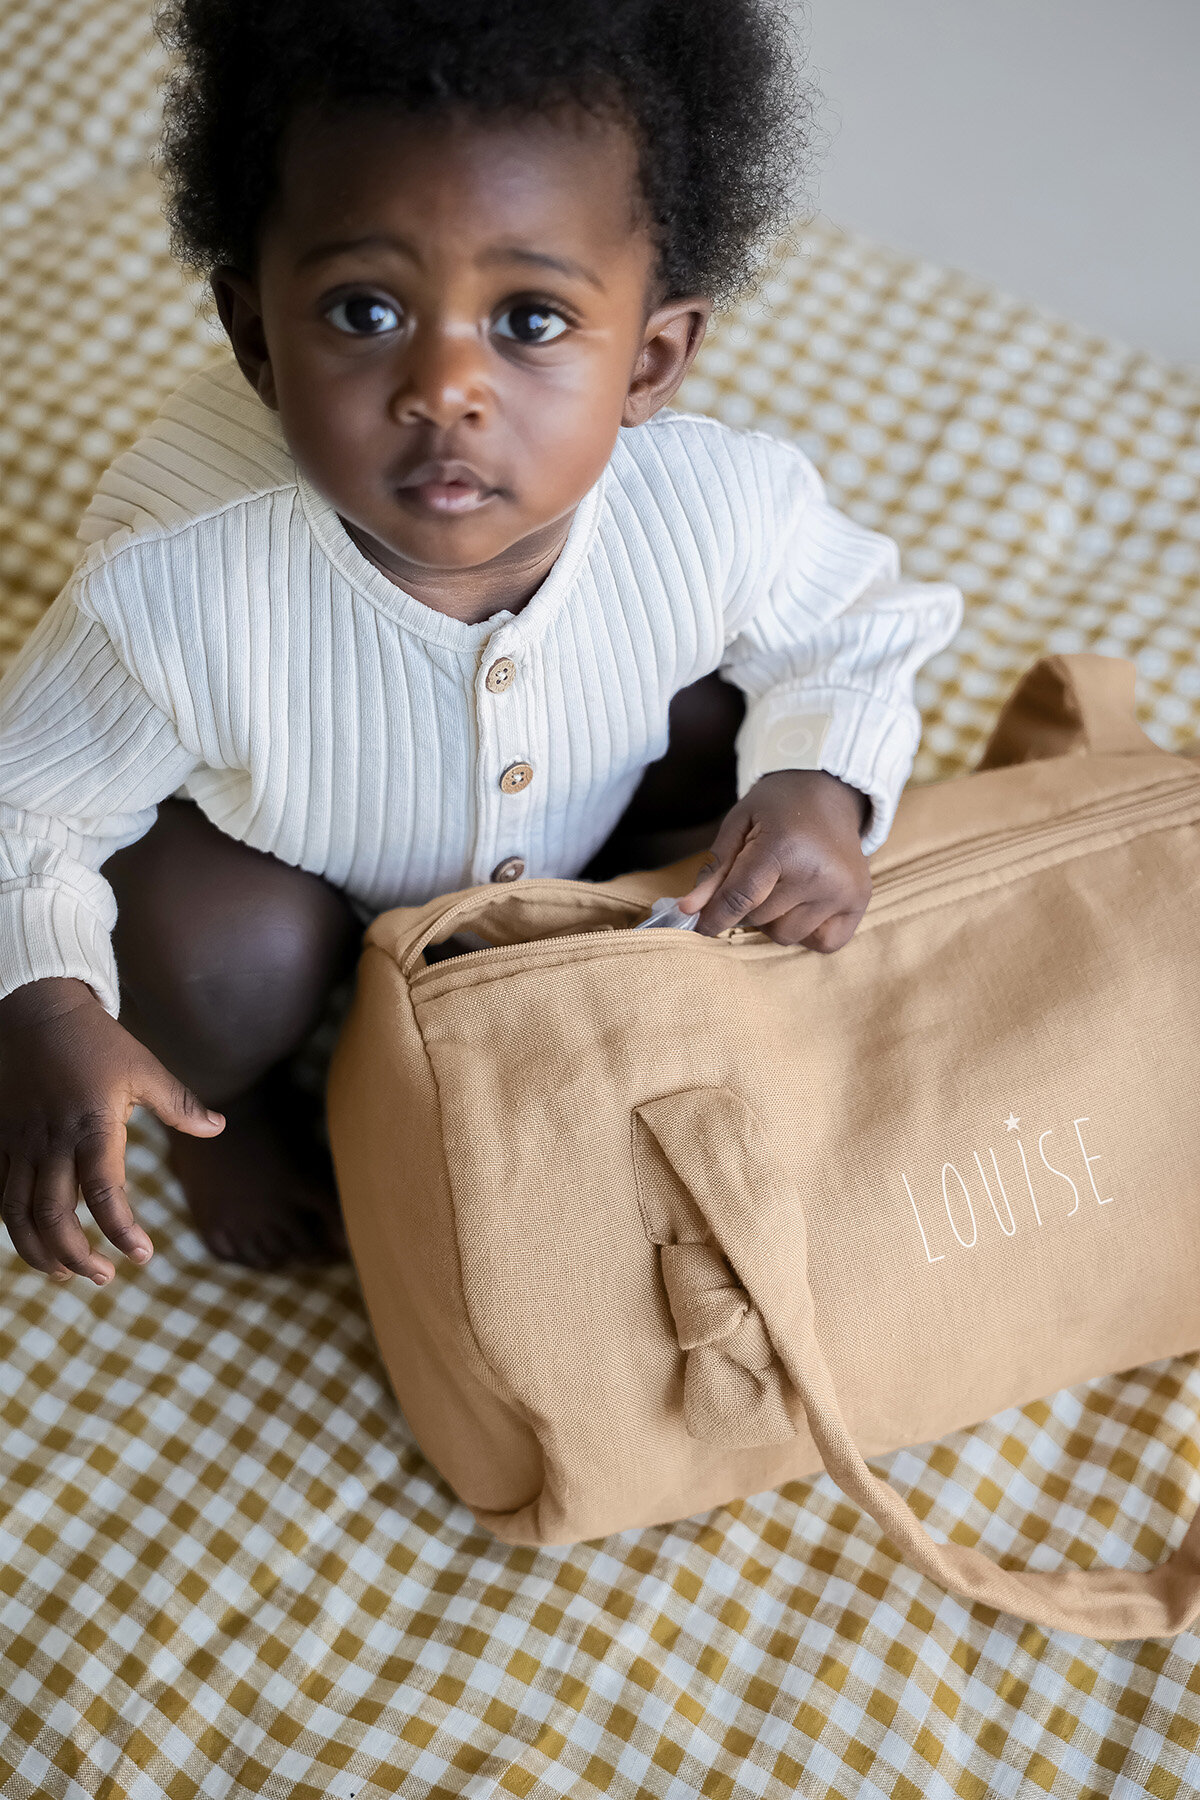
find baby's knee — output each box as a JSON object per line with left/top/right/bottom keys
{"left": 107, "top": 801, "right": 356, "bottom": 1077}
{"left": 160, "top": 901, "right": 335, "bottom": 1046}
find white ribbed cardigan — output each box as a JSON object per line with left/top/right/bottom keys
{"left": 0, "top": 361, "right": 961, "bottom": 1015}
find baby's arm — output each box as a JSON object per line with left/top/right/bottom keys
{"left": 0, "top": 585, "right": 221, "bottom": 1283}
{"left": 681, "top": 477, "right": 962, "bottom": 943}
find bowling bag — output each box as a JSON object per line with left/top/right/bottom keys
{"left": 328, "top": 655, "right": 1200, "bottom": 1637}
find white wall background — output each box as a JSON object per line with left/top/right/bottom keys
{"left": 805, "top": 0, "right": 1200, "bottom": 368}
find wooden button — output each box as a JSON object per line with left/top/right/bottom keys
{"left": 485, "top": 657, "right": 515, "bottom": 694}
{"left": 491, "top": 856, "right": 525, "bottom": 882}
{"left": 499, "top": 761, "right": 533, "bottom": 795}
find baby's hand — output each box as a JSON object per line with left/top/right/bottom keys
{"left": 0, "top": 978, "right": 224, "bottom": 1285}
{"left": 676, "top": 769, "right": 872, "bottom": 948}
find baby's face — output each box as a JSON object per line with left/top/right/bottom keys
{"left": 216, "top": 106, "right": 705, "bottom": 589}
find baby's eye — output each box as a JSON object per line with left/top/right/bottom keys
{"left": 325, "top": 295, "right": 402, "bottom": 336}
{"left": 493, "top": 305, "right": 569, "bottom": 345}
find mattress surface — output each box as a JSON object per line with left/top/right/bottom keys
{"left": 3, "top": 3, "right": 1200, "bottom": 1795}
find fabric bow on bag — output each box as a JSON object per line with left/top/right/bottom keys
{"left": 659, "top": 1236, "right": 795, "bottom": 1447}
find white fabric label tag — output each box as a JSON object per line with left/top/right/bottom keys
{"left": 753, "top": 712, "right": 832, "bottom": 775}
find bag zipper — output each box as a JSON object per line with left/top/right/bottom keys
{"left": 868, "top": 772, "right": 1200, "bottom": 911}
{"left": 411, "top": 771, "right": 1200, "bottom": 980}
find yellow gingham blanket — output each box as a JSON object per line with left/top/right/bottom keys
{"left": 4, "top": 4, "right": 1200, "bottom": 1795}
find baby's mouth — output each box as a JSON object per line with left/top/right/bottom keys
{"left": 395, "top": 460, "right": 498, "bottom": 516}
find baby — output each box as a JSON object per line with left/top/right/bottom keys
{"left": 0, "top": 0, "right": 960, "bottom": 1282}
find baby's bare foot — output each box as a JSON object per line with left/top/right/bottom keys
{"left": 166, "top": 1071, "right": 347, "bottom": 1269}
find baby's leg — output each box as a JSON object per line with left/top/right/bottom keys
{"left": 105, "top": 800, "right": 360, "bottom": 1268}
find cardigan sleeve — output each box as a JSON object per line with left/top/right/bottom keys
{"left": 0, "top": 576, "right": 201, "bottom": 1016}
{"left": 720, "top": 476, "right": 961, "bottom": 855}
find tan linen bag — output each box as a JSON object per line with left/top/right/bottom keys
{"left": 327, "top": 655, "right": 1200, "bottom": 1638}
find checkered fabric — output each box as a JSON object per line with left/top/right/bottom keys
{"left": 3, "top": 3, "right": 1200, "bottom": 1795}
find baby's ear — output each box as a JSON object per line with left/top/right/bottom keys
{"left": 210, "top": 268, "right": 278, "bottom": 410}
{"left": 622, "top": 298, "right": 712, "bottom": 427}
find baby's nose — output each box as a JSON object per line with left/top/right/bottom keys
{"left": 390, "top": 327, "right": 489, "bottom": 429}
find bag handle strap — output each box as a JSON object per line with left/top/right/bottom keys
{"left": 634, "top": 1087, "right": 1200, "bottom": 1638}
{"left": 389, "top": 884, "right": 645, "bottom": 978}
{"left": 978, "top": 653, "right": 1160, "bottom": 770}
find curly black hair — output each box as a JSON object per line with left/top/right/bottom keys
{"left": 155, "top": 0, "right": 811, "bottom": 304}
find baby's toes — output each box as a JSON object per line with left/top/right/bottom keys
{"left": 204, "top": 1224, "right": 272, "bottom": 1268}
{"left": 249, "top": 1227, "right": 293, "bottom": 1269}
{"left": 286, "top": 1202, "right": 346, "bottom": 1265}
{"left": 205, "top": 1226, "right": 240, "bottom": 1263}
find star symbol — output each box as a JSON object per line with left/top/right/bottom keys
{"left": 1004, "top": 1113, "right": 1021, "bottom": 1132}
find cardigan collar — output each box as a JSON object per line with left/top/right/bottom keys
{"left": 296, "top": 469, "right": 607, "bottom": 650}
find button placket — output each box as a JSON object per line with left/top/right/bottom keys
{"left": 474, "top": 629, "right": 533, "bottom": 885}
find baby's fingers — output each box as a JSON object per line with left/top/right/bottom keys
{"left": 77, "top": 1126, "right": 152, "bottom": 1268}
{"left": 31, "top": 1153, "right": 114, "bottom": 1285}
{"left": 2, "top": 1156, "right": 71, "bottom": 1280}
{"left": 676, "top": 815, "right": 749, "bottom": 918}
{"left": 134, "top": 1055, "right": 223, "bottom": 1142}
{"left": 692, "top": 841, "right": 782, "bottom": 936}
{"left": 754, "top": 897, "right": 836, "bottom": 948}
{"left": 804, "top": 910, "right": 862, "bottom": 953}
